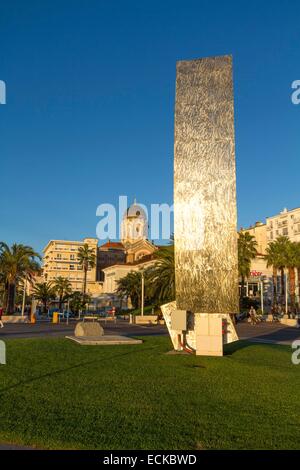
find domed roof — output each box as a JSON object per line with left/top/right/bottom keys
{"left": 124, "top": 201, "right": 147, "bottom": 219}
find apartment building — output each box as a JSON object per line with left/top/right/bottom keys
{"left": 42, "top": 238, "right": 102, "bottom": 295}
{"left": 241, "top": 207, "right": 300, "bottom": 301}
{"left": 242, "top": 221, "right": 267, "bottom": 255}
{"left": 266, "top": 207, "right": 300, "bottom": 243}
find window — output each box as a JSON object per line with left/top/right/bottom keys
{"left": 282, "top": 228, "right": 288, "bottom": 236}
{"left": 70, "top": 254, "right": 75, "bottom": 260}
{"left": 70, "top": 265, "right": 75, "bottom": 270}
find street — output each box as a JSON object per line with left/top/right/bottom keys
{"left": 0, "top": 319, "right": 300, "bottom": 345}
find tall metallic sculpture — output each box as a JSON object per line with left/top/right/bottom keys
{"left": 161, "top": 55, "right": 239, "bottom": 356}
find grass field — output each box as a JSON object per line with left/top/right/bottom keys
{"left": 0, "top": 336, "right": 299, "bottom": 450}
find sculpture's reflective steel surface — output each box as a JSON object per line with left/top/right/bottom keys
{"left": 174, "top": 55, "right": 239, "bottom": 314}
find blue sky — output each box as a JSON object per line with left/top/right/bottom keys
{"left": 0, "top": 0, "right": 299, "bottom": 252}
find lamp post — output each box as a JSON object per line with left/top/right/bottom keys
{"left": 21, "top": 278, "right": 27, "bottom": 317}
{"left": 260, "top": 278, "right": 264, "bottom": 315}
{"left": 285, "top": 272, "right": 288, "bottom": 315}
{"left": 141, "top": 268, "right": 144, "bottom": 316}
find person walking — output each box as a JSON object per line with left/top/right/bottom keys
{"left": 249, "top": 306, "right": 257, "bottom": 326}
{"left": 0, "top": 306, "right": 4, "bottom": 328}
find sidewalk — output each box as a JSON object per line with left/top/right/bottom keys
{"left": 0, "top": 443, "right": 37, "bottom": 450}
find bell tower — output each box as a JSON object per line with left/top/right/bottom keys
{"left": 121, "top": 200, "right": 148, "bottom": 243}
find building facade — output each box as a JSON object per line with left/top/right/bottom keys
{"left": 43, "top": 237, "right": 102, "bottom": 295}
{"left": 42, "top": 201, "right": 159, "bottom": 302}
{"left": 266, "top": 207, "right": 300, "bottom": 243}
{"left": 243, "top": 221, "right": 267, "bottom": 255}
{"left": 242, "top": 206, "right": 300, "bottom": 304}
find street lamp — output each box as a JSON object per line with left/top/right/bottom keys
{"left": 285, "top": 272, "right": 288, "bottom": 315}
{"left": 140, "top": 268, "right": 144, "bottom": 316}
{"left": 260, "top": 278, "right": 264, "bottom": 315}
{"left": 21, "top": 278, "right": 27, "bottom": 317}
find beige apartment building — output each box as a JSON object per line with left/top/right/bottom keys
{"left": 42, "top": 237, "right": 102, "bottom": 295}
{"left": 243, "top": 207, "right": 300, "bottom": 253}
{"left": 266, "top": 207, "right": 300, "bottom": 243}
{"left": 242, "top": 206, "right": 300, "bottom": 301}
{"left": 242, "top": 221, "right": 268, "bottom": 255}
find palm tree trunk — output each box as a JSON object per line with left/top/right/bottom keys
{"left": 241, "top": 275, "right": 245, "bottom": 299}
{"left": 272, "top": 267, "right": 277, "bottom": 305}
{"left": 280, "top": 267, "right": 285, "bottom": 305}
{"left": 7, "top": 282, "right": 15, "bottom": 314}
{"left": 83, "top": 267, "right": 87, "bottom": 313}
{"left": 59, "top": 295, "right": 62, "bottom": 311}
{"left": 289, "top": 267, "right": 296, "bottom": 311}
{"left": 83, "top": 268, "right": 87, "bottom": 297}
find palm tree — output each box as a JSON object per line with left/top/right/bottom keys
{"left": 33, "top": 281, "right": 56, "bottom": 313}
{"left": 265, "top": 236, "right": 290, "bottom": 305}
{"left": 147, "top": 246, "right": 175, "bottom": 303}
{"left": 116, "top": 271, "right": 144, "bottom": 309}
{"left": 69, "top": 291, "right": 91, "bottom": 315}
{"left": 0, "top": 243, "right": 41, "bottom": 313}
{"left": 265, "top": 241, "right": 280, "bottom": 304}
{"left": 237, "top": 231, "right": 257, "bottom": 299}
{"left": 77, "top": 244, "right": 96, "bottom": 306}
{"left": 53, "top": 276, "right": 72, "bottom": 310}
{"left": 285, "top": 241, "right": 297, "bottom": 310}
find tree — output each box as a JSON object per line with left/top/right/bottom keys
{"left": 33, "top": 281, "right": 56, "bottom": 313}
{"left": 265, "top": 236, "right": 290, "bottom": 305}
{"left": 265, "top": 241, "right": 279, "bottom": 304}
{"left": 147, "top": 246, "right": 175, "bottom": 304}
{"left": 69, "top": 291, "right": 91, "bottom": 315}
{"left": 116, "top": 271, "right": 143, "bottom": 309}
{"left": 53, "top": 276, "right": 72, "bottom": 310}
{"left": 77, "top": 244, "right": 96, "bottom": 307}
{"left": 0, "top": 243, "right": 41, "bottom": 313}
{"left": 238, "top": 231, "right": 257, "bottom": 299}
{"left": 285, "top": 241, "right": 297, "bottom": 310}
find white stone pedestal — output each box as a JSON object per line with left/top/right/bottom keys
{"left": 161, "top": 302, "right": 238, "bottom": 357}
{"left": 195, "top": 314, "right": 223, "bottom": 356}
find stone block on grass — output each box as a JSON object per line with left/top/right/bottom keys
{"left": 74, "top": 321, "right": 104, "bottom": 337}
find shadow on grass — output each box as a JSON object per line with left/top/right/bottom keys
{"left": 224, "top": 339, "right": 289, "bottom": 356}
{"left": 0, "top": 344, "right": 157, "bottom": 395}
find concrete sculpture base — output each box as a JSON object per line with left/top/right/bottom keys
{"left": 66, "top": 335, "right": 143, "bottom": 346}
{"left": 161, "top": 301, "right": 238, "bottom": 357}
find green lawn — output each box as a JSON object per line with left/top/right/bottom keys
{"left": 0, "top": 336, "right": 299, "bottom": 450}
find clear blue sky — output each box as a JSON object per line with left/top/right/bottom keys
{"left": 0, "top": 0, "right": 299, "bottom": 253}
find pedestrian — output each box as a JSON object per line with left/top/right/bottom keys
{"left": 0, "top": 306, "right": 4, "bottom": 328}
{"left": 249, "top": 306, "right": 257, "bottom": 325}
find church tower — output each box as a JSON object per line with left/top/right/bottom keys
{"left": 121, "top": 199, "right": 148, "bottom": 244}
